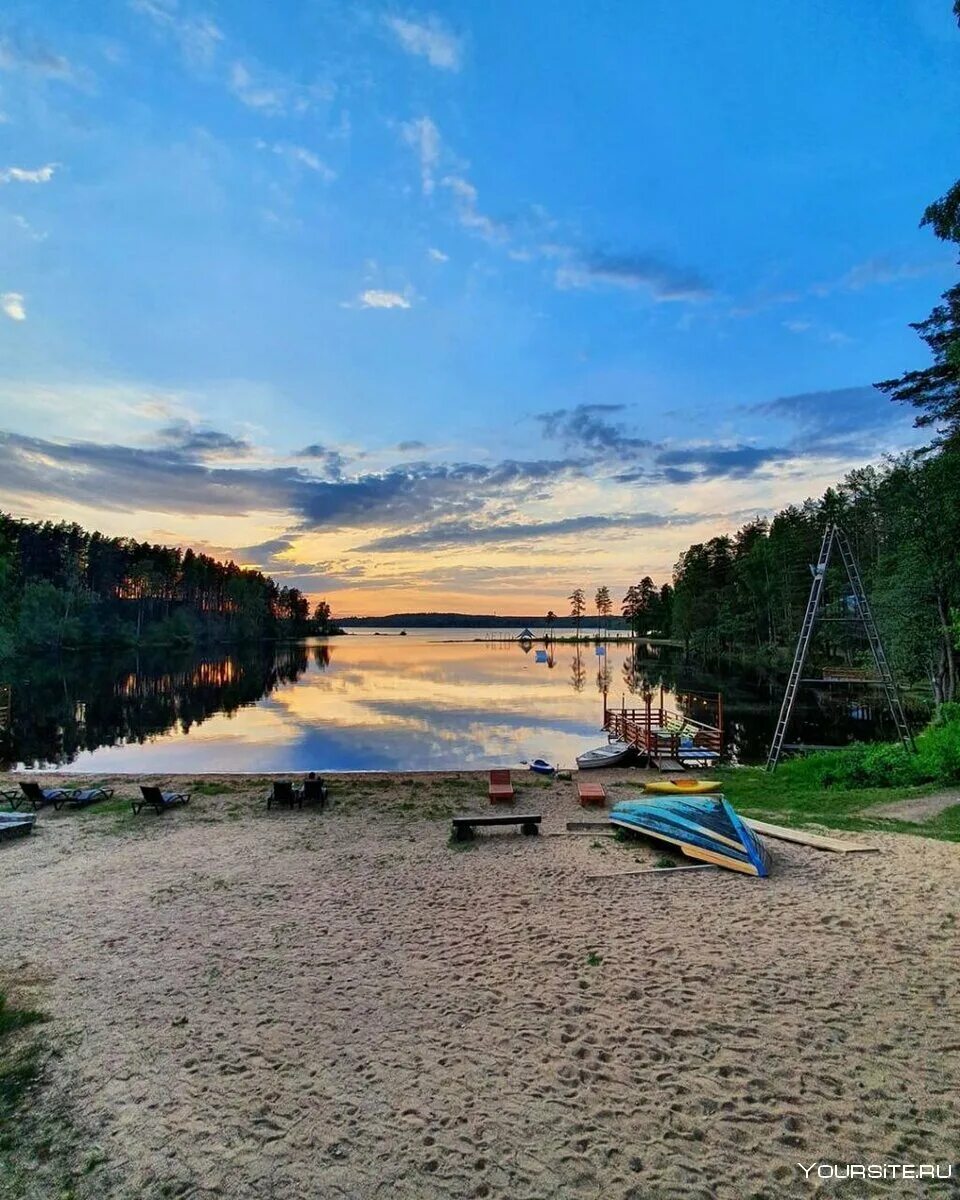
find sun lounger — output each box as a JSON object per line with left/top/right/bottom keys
{"left": 577, "top": 780, "right": 606, "bottom": 806}
{"left": 54, "top": 787, "right": 114, "bottom": 810}
{"left": 1, "top": 787, "right": 21, "bottom": 807}
{"left": 488, "top": 769, "right": 515, "bottom": 803}
{"left": 301, "top": 776, "right": 328, "bottom": 807}
{"left": 266, "top": 780, "right": 302, "bottom": 809}
{"left": 133, "top": 786, "right": 191, "bottom": 815}
{"left": 17, "top": 782, "right": 70, "bottom": 810}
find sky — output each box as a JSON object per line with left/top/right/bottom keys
{"left": 0, "top": 0, "right": 958, "bottom": 617}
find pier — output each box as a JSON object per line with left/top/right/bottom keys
{"left": 603, "top": 689, "right": 724, "bottom": 771}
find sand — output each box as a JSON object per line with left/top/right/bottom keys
{"left": 1, "top": 770, "right": 958, "bottom": 1199}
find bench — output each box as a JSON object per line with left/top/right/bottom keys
{"left": 451, "top": 813, "right": 541, "bottom": 842}
{"left": 577, "top": 781, "right": 606, "bottom": 806}
{"left": 488, "top": 769, "right": 515, "bottom": 803}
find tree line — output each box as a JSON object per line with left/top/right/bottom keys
{"left": 0, "top": 514, "right": 341, "bottom": 655}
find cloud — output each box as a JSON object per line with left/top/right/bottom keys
{"left": 296, "top": 443, "right": 346, "bottom": 477}
{"left": 813, "top": 255, "right": 954, "bottom": 297}
{"left": 0, "top": 34, "right": 77, "bottom": 83}
{"left": 0, "top": 430, "right": 581, "bottom": 533}
{"left": 397, "top": 440, "right": 426, "bottom": 451}
{"left": 654, "top": 444, "right": 788, "bottom": 482}
{"left": 750, "top": 386, "right": 903, "bottom": 442}
{"left": 441, "top": 175, "right": 507, "bottom": 242}
{"left": 1, "top": 293, "right": 26, "bottom": 321}
{"left": 356, "top": 511, "right": 703, "bottom": 552}
{"left": 384, "top": 14, "right": 463, "bottom": 71}
{"left": 229, "top": 61, "right": 286, "bottom": 114}
{"left": 0, "top": 163, "right": 58, "bottom": 184}
{"left": 535, "top": 404, "right": 652, "bottom": 457}
{"left": 401, "top": 116, "right": 441, "bottom": 195}
{"left": 156, "top": 421, "right": 252, "bottom": 457}
{"left": 427, "top": 247, "right": 448, "bottom": 262}
{"left": 10, "top": 214, "right": 47, "bottom": 241}
{"left": 258, "top": 140, "right": 336, "bottom": 182}
{"left": 130, "top": 0, "right": 223, "bottom": 65}
{"left": 356, "top": 289, "right": 412, "bottom": 310}
{"left": 555, "top": 251, "right": 713, "bottom": 302}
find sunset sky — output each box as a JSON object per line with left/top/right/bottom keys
{"left": 1, "top": 0, "right": 958, "bottom": 616}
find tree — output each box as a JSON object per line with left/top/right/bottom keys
{"left": 545, "top": 609, "right": 557, "bottom": 640}
{"left": 877, "top": 168, "right": 960, "bottom": 443}
{"left": 568, "top": 588, "right": 586, "bottom": 640}
{"left": 594, "top": 586, "right": 612, "bottom": 636}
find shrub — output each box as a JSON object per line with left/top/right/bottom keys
{"left": 915, "top": 717, "right": 960, "bottom": 784}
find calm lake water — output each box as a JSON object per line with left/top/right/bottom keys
{"left": 1, "top": 629, "right": 926, "bottom": 773}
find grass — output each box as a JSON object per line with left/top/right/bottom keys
{"left": 654, "top": 855, "right": 678, "bottom": 869}
{"left": 585, "top": 951, "right": 603, "bottom": 967}
{"left": 717, "top": 764, "right": 960, "bottom": 842}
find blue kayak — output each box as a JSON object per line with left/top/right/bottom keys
{"left": 529, "top": 759, "right": 556, "bottom": 775}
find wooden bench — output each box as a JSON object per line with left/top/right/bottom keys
{"left": 488, "top": 769, "right": 515, "bottom": 803}
{"left": 451, "top": 813, "right": 541, "bottom": 842}
{"left": 577, "top": 781, "right": 606, "bottom": 806}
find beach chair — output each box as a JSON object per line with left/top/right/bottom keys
{"left": 133, "top": 785, "right": 191, "bottom": 815}
{"left": 55, "top": 786, "right": 114, "bottom": 810}
{"left": 266, "top": 780, "right": 302, "bottom": 809}
{"left": 17, "top": 781, "right": 69, "bottom": 810}
{"left": 488, "top": 769, "right": 515, "bottom": 803}
{"left": 577, "top": 780, "right": 606, "bottom": 807}
{"left": 301, "top": 776, "right": 328, "bottom": 807}
{"left": 1, "top": 787, "right": 21, "bottom": 808}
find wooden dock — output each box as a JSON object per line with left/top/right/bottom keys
{"left": 603, "top": 692, "right": 723, "bottom": 771}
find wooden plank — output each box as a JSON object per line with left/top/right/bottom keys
{"left": 586, "top": 865, "right": 715, "bottom": 879}
{"left": 742, "top": 817, "right": 878, "bottom": 854}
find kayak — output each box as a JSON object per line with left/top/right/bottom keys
{"left": 529, "top": 759, "right": 556, "bottom": 775}
{"left": 643, "top": 778, "right": 721, "bottom": 795}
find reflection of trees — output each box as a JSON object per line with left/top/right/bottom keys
{"left": 3, "top": 643, "right": 310, "bottom": 769}
{"left": 570, "top": 647, "right": 586, "bottom": 693}
{"left": 596, "top": 663, "right": 612, "bottom": 696}
{"left": 313, "top": 643, "right": 332, "bottom": 670}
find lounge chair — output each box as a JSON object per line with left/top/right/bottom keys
{"left": 577, "top": 780, "right": 607, "bottom": 807}
{"left": 301, "top": 776, "right": 328, "bottom": 807}
{"left": 17, "top": 781, "right": 70, "bottom": 810}
{"left": 1, "top": 787, "right": 21, "bottom": 808}
{"left": 133, "top": 785, "right": 191, "bottom": 815}
{"left": 488, "top": 769, "right": 515, "bottom": 803}
{"left": 55, "top": 787, "right": 114, "bottom": 810}
{"left": 266, "top": 780, "right": 302, "bottom": 809}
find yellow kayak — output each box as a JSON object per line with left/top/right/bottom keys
{"left": 643, "top": 779, "right": 721, "bottom": 796}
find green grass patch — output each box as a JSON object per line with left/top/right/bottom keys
{"left": 0, "top": 990, "right": 47, "bottom": 1141}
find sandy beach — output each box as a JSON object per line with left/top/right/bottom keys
{"left": 1, "top": 770, "right": 958, "bottom": 1199}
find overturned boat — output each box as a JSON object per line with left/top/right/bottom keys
{"left": 576, "top": 741, "right": 635, "bottom": 770}
{"left": 610, "top": 795, "right": 770, "bottom": 877}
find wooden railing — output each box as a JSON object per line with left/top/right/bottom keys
{"left": 603, "top": 702, "right": 723, "bottom": 766}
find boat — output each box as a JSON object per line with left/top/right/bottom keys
{"left": 610, "top": 795, "right": 770, "bottom": 877}
{"left": 576, "top": 741, "right": 635, "bottom": 770}
{"left": 643, "top": 778, "right": 721, "bottom": 795}
{"left": 529, "top": 759, "right": 556, "bottom": 775}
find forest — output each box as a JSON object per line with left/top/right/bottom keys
{"left": 0, "top": 515, "right": 340, "bottom": 655}
{"left": 667, "top": 169, "right": 960, "bottom": 703}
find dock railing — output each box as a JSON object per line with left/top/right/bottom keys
{"left": 603, "top": 700, "right": 723, "bottom": 769}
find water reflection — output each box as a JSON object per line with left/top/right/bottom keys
{"left": 1, "top": 632, "right": 928, "bottom": 773}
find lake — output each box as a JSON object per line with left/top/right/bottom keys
{"left": 1, "top": 629, "right": 925, "bottom": 773}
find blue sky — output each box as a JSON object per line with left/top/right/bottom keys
{"left": 0, "top": 0, "right": 957, "bottom": 614}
